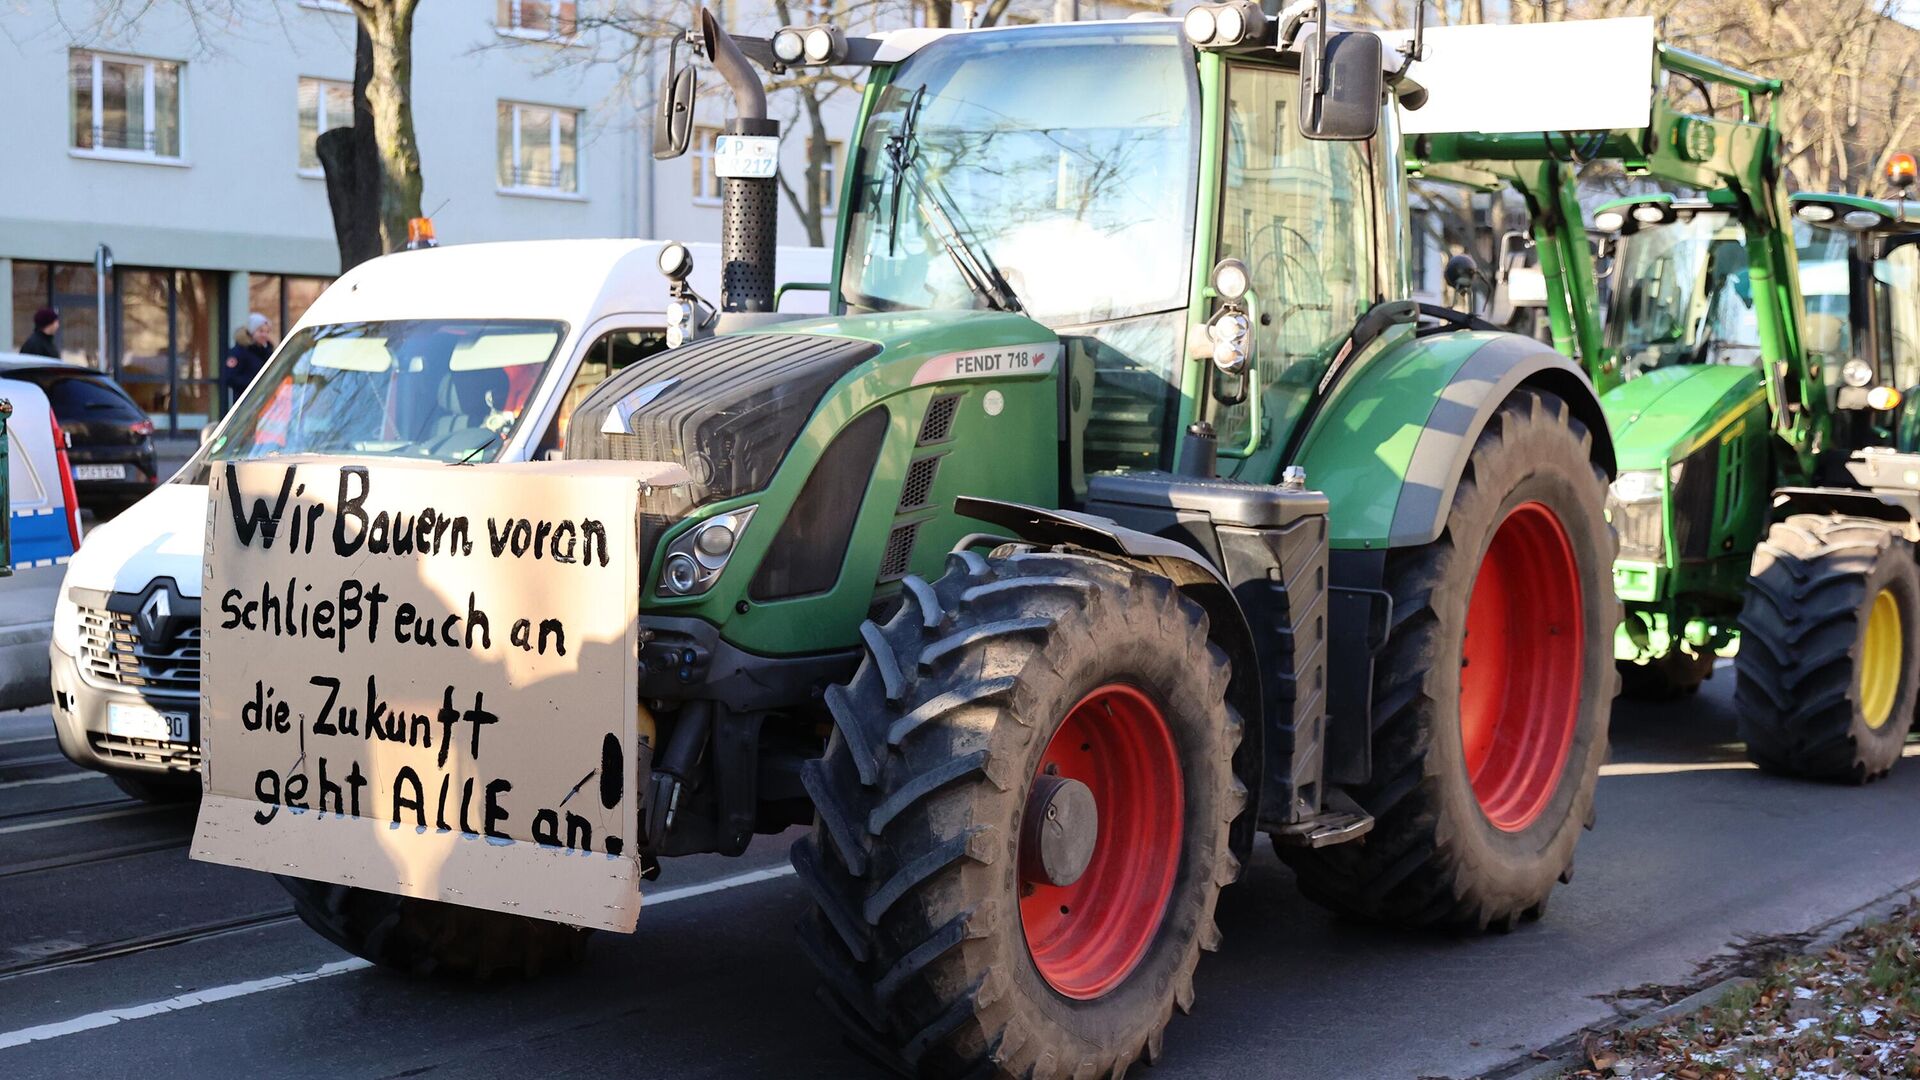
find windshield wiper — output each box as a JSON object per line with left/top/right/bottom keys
{"left": 882, "top": 86, "right": 1023, "bottom": 315}
{"left": 451, "top": 427, "right": 502, "bottom": 466}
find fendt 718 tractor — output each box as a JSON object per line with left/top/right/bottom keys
{"left": 1413, "top": 34, "right": 1920, "bottom": 782}
{"left": 194, "top": 6, "right": 1622, "bottom": 1077}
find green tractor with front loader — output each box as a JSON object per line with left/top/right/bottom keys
{"left": 196, "top": 6, "right": 1625, "bottom": 1077}
{"left": 1410, "top": 29, "right": 1920, "bottom": 782}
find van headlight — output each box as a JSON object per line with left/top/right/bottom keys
{"left": 53, "top": 590, "right": 82, "bottom": 655}
{"left": 657, "top": 506, "right": 757, "bottom": 597}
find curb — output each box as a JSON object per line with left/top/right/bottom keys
{"left": 1488, "top": 877, "right": 1920, "bottom": 1079}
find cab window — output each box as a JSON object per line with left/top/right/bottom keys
{"left": 537, "top": 327, "right": 669, "bottom": 457}
{"left": 1213, "top": 62, "right": 1377, "bottom": 456}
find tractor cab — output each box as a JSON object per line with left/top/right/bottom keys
{"left": 1595, "top": 195, "right": 1770, "bottom": 373}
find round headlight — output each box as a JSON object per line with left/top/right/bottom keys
{"left": 772, "top": 29, "right": 806, "bottom": 63}
{"left": 1208, "top": 310, "right": 1250, "bottom": 345}
{"left": 1212, "top": 341, "right": 1248, "bottom": 376}
{"left": 1183, "top": 6, "right": 1217, "bottom": 45}
{"left": 663, "top": 552, "right": 701, "bottom": 595}
{"left": 658, "top": 241, "right": 692, "bottom": 280}
{"left": 803, "top": 27, "right": 836, "bottom": 63}
{"left": 1843, "top": 209, "right": 1885, "bottom": 230}
{"left": 1215, "top": 4, "right": 1245, "bottom": 43}
{"left": 693, "top": 518, "right": 737, "bottom": 569}
{"left": 1592, "top": 209, "right": 1626, "bottom": 233}
{"left": 1796, "top": 202, "right": 1837, "bottom": 223}
{"left": 1212, "top": 258, "right": 1250, "bottom": 302}
{"left": 1869, "top": 385, "right": 1904, "bottom": 411}
{"left": 1843, "top": 357, "right": 1876, "bottom": 388}
{"left": 1631, "top": 204, "right": 1668, "bottom": 224}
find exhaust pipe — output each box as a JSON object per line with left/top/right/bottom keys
{"left": 702, "top": 8, "right": 778, "bottom": 313}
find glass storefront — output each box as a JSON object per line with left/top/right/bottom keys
{"left": 10, "top": 260, "right": 332, "bottom": 435}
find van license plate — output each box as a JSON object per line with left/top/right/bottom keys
{"left": 74, "top": 464, "right": 127, "bottom": 480}
{"left": 107, "top": 702, "right": 190, "bottom": 743}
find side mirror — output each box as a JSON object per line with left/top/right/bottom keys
{"left": 653, "top": 39, "right": 698, "bottom": 161}
{"left": 1299, "top": 30, "right": 1383, "bottom": 141}
{"left": 1443, "top": 253, "right": 1477, "bottom": 293}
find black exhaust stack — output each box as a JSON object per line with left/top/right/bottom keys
{"left": 702, "top": 8, "right": 779, "bottom": 314}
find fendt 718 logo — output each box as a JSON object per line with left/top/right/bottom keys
{"left": 911, "top": 343, "right": 1058, "bottom": 386}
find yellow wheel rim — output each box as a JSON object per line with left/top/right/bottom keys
{"left": 1860, "top": 588, "right": 1904, "bottom": 730}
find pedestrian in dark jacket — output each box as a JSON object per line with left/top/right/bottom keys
{"left": 220, "top": 326, "right": 264, "bottom": 410}
{"left": 19, "top": 308, "right": 59, "bottom": 358}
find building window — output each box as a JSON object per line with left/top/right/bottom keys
{"left": 811, "top": 137, "right": 844, "bottom": 215}
{"left": 692, "top": 126, "right": 723, "bottom": 204}
{"left": 70, "top": 50, "right": 184, "bottom": 161}
{"left": 298, "top": 77, "right": 353, "bottom": 174}
{"left": 497, "top": 0, "right": 577, "bottom": 39}
{"left": 497, "top": 102, "right": 580, "bottom": 194}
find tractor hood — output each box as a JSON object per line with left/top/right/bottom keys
{"left": 1600, "top": 364, "right": 1766, "bottom": 471}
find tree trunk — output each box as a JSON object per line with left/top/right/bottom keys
{"left": 356, "top": 0, "right": 425, "bottom": 255}
{"left": 317, "top": 21, "right": 383, "bottom": 272}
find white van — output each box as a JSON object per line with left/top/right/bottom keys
{"left": 49, "top": 238, "right": 828, "bottom": 801}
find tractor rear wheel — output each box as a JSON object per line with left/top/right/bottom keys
{"left": 1278, "top": 389, "right": 1614, "bottom": 930}
{"left": 1617, "top": 647, "right": 1717, "bottom": 700}
{"left": 276, "top": 876, "right": 592, "bottom": 980}
{"left": 792, "top": 551, "right": 1241, "bottom": 1079}
{"left": 1735, "top": 514, "right": 1919, "bottom": 782}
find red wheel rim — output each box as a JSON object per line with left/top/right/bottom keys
{"left": 1018, "top": 683, "right": 1183, "bottom": 1000}
{"left": 1459, "top": 501, "right": 1584, "bottom": 833}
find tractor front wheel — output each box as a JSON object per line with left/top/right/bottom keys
{"left": 1735, "top": 514, "right": 1920, "bottom": 782}
{"left": 792, "top": 551, "right": 1241, "bottom": 1078}
{"left": 1279, "top": 388, "right": 1615, "bottom": 930}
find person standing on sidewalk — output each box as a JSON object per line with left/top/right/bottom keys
{"left": 220, "top": 325, "right": 263, "bottom": 411}
{"left": 19, "top": 308, "right": 59, "bottom": 358}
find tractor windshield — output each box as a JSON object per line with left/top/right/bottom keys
{"left": 1607, "top": 213, "right": 1760, "bottom": 372}
{"left": 839, "top": 23, "right": 1197, "bottom": 326}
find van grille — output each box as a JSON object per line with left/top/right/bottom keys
{"left": 78, "top": 607, "right": 201, "bottom": 696}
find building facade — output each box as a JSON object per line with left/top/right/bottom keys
{"left": 0, "top": 0, "right": 867, "bottom": 434}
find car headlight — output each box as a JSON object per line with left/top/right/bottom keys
{"left": 1609, "top": 469, "right": 1663, "bottom": 504}
{"left": 657, "top": 506, "right": 757, "bottom": 597}
{"left": 53, "top": 590, "right": 82, "bottom": 655}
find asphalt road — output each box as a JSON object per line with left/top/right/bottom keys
{"left": 3, "top": 668, "right": 1917, "bottom": 1080}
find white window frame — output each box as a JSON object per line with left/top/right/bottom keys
{"left": 297, "top": 0, "right": 353, "bottom": 12}
{"left": 691, "top": 126, "right": 722, "bottom": 206}
{"left": 499, "top": 101, "right": 585, "bottom": 199}
{"left": 497, "top": 0, "right": 580, "bottom": 43}
{"left": 297, "top": 76, "right": 353, "bottom": 178}
{"left": 70, "top": 49, "right": 187, "bottom": 166}
{"left": 812, "top": 137, "right": 844, "bottom": 217}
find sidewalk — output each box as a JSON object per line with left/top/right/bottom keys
{"left": 0, "top": 563, "right": 60, "bottom": 711}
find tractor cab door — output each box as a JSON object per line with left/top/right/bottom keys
{"left": 1200, "top": 59, "right": 1385, "bottom": 485}
{"left": 1873, "top": 234, "right": 1920, "bottom": 450}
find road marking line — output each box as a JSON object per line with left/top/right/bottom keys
{"left": 0, "top": 861, "right": 799, "bottom": 1052}
{"left": 0, "top": 805, "right": 163, "bottom": 834}
{"left": 1600, "top": 760, "right": 1757, "bottom": 776}
{"left": 0, "top": 772, "right": 106, "bottom": 791}
{"left": 0, "top": 734, "right": 57, "bottom": 747}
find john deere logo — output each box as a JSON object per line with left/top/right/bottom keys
{"left": 1675, "top": 118, "right": 1716, "bottom": 163}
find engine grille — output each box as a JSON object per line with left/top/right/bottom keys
{"left": 1608, "top": 497, "right": 1664, "bottom": 563}
{"left": 88, "top": 733, "right": 200, "bottom": 770}
{"left": 78, "top": 606, "right": 201, "bottom": 696}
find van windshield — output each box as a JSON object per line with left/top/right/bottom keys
{"left": 201, "top": 319, "right": 566, "bottom": 465}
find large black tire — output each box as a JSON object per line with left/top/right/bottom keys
{"left": 276, "top": 876, "right": 592, "bottom": 980}
{"left": 1278, "top": 389, "right": 1615, "bottom": 930}
{"left": 792, "top": 550, "right": 1242, "bottom": 1079}
{"left": 1617, "top": 647, "right": 1717, "bottom": 700}
{"left": 1735, "top": 514, "right": 1920, "bottom": 782}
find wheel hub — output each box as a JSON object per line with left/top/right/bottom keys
{"left": 1019, "top": 774, "right": 1099, "bottom": 887}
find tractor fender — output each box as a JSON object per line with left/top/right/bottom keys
{"left": 1295, "top": 331, "right": 1616, "bottom": 550}
{"left": 1769, "top": 486, "right": 1920, "bottom": 541}
{"left": 953, "top": 495, "right": 1268, "bottom": 831}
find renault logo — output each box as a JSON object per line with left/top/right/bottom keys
{"left": 139, "top": 589, "right": 172, "bottom": 641}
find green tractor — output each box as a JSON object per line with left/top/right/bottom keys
{"left": 272, "top": 6, "right": 1623, "bottom": 1076}
{"left": 1415, "top": 41, "right": 1920, "bottom": 779}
